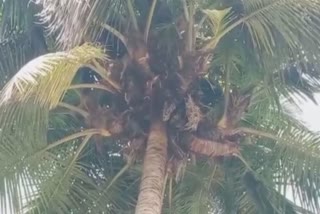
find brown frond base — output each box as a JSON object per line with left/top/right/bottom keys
{"left": 189, "top": 136, "right": 239, "bottom": 157}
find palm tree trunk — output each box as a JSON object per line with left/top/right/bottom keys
{"left": 135, "top": 120, "right": 168, "bottom": 214}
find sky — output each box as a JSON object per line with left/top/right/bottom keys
{"left": 292, "top": 94, "right": 320, "bottom": 132}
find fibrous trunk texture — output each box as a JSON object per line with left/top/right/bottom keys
{"left": 135, "top": 120, "right": 168, "bottom": 214}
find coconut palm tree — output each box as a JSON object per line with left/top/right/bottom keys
{"left": 1, "top": 0, "right": 320, "bottom": 213}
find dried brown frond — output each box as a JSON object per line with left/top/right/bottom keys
{"left": 185, "top": 95, "right": 202, "bottom": 131}
{"left": 163, "top": 101, "right": 176, "bottom": 121}
{"left": 168, "top": 134, "right": 186, "bottom": 160}
{"left": 35, "top": 0, "right": 126, "bottom": 50}
{"left": 189, "top": 136, "right": 239, "bottom": 157}
{"left": 35, "top": 0, "right": 93, "bottom": 49}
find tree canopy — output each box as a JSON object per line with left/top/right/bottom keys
{"left": 1, "top": 0, "right": 320, "bottom": 213}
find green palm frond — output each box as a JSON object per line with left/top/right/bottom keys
{"left": 0, "top": 43, "right": 105, "bottom": 109}
{"left": 202, "top": 0, "right": 320, "bottom": 55}
{"left": 0, "top": 44, "right": 107, "bottom": 213}
{"left": 242, "top": 106, "right": 320, "bottom": 213}
{"left": 0, "top": 0, "right": 32, "bottom": 38}
{"left": 203, "top": 0, "right": 320, "bottom": 107}
{"left": 0, "top": 103, "right": 49, "bottom": 214}
{"left": 216, "top": 41, "right": 320, "bottom": 110}
{"left": 86, "top": 163, "right": 141, "bottom": 213}
{"left": 23, "top": 109, "right": 115, "bottom": 213}
{"left": 284, "top": 57, "right": 320, "bottom": 102}
{"left": 202, "top": 7, "right": 236, "bottom": 50}
{"left": 259, "top": 51, "right": 320, "bottom": 106}
{"left": 0, "top": 30, "right": 47, "bottom": 90}
{"left": 163, "top": 163, "right": 223, "bottom": 214}
{"left": 0, "top": 120, "right": 107, "bottom": 214}
{"left": 242, "top": 171, "right": 298, "bottom": 214}
{"left": 0, "top": 33, "right": 31, "bottom": 86}
{"left": 0, "top": 0, "right": 48, "bottom": 54}
{"left": 212, "top": 152, "right": 310, "bottom": 214}
{"left": 240, "top": 0, "right": 320, "bottom": 54}
{"left": 25, "top": 135, "right": 97, "bottom": 214}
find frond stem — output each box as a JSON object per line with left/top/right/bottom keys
{"left": 106, "top": 163, "right": 130, "bottom": 191}
{"left": 48, "top": 134, "right": 92, "bottom": 201}
{"left": 238, "top": 127, "right": 279, "bottom": 141}
{"left": 86, "top": 62, "right": 121, "bottom": 91}
{"left": 85, "top": 64, "right": 109, "bottom": 80}
{"left": 191, "top": 153, "right": 196, "bottom": 165}
{"left": 208, "top": 165, "right": 217, "bottom": 187}
{"left": 68, "top": 83, "right": 115, "bottom": 93}
{"left": 100, "top": 23, "right": 128, "bottom": 48}
{"left": 233, "top": 153, "right": 254, "bottom": 172}
{"left": 41, "top": 129, "right": 109, "bottom": 153}
{"left": 168, "top": 177, "right": 173, "bottom": 214}
{"left": 182, "top": 0, "right": 189, "bottom": 20}
{"left": 219, "top": 64, "right": 231, "bottom": 128}
{"left": 58, "top": 102, "right": 89, "bottom": 118}
{"left": 187, "top": 0, "right": 195, "bottom": 51}
{"left": 144, "top": 0, "right": 158, "bottom": 43}
{"left": 127, "top": 0, "right": 139, "bottom": 31}
{"left": 161, "top": 172, "right": 169, "bottom": 204}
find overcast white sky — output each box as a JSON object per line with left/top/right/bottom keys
{"left": 291, "top": 94, "right": 320, "bottom": 132}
